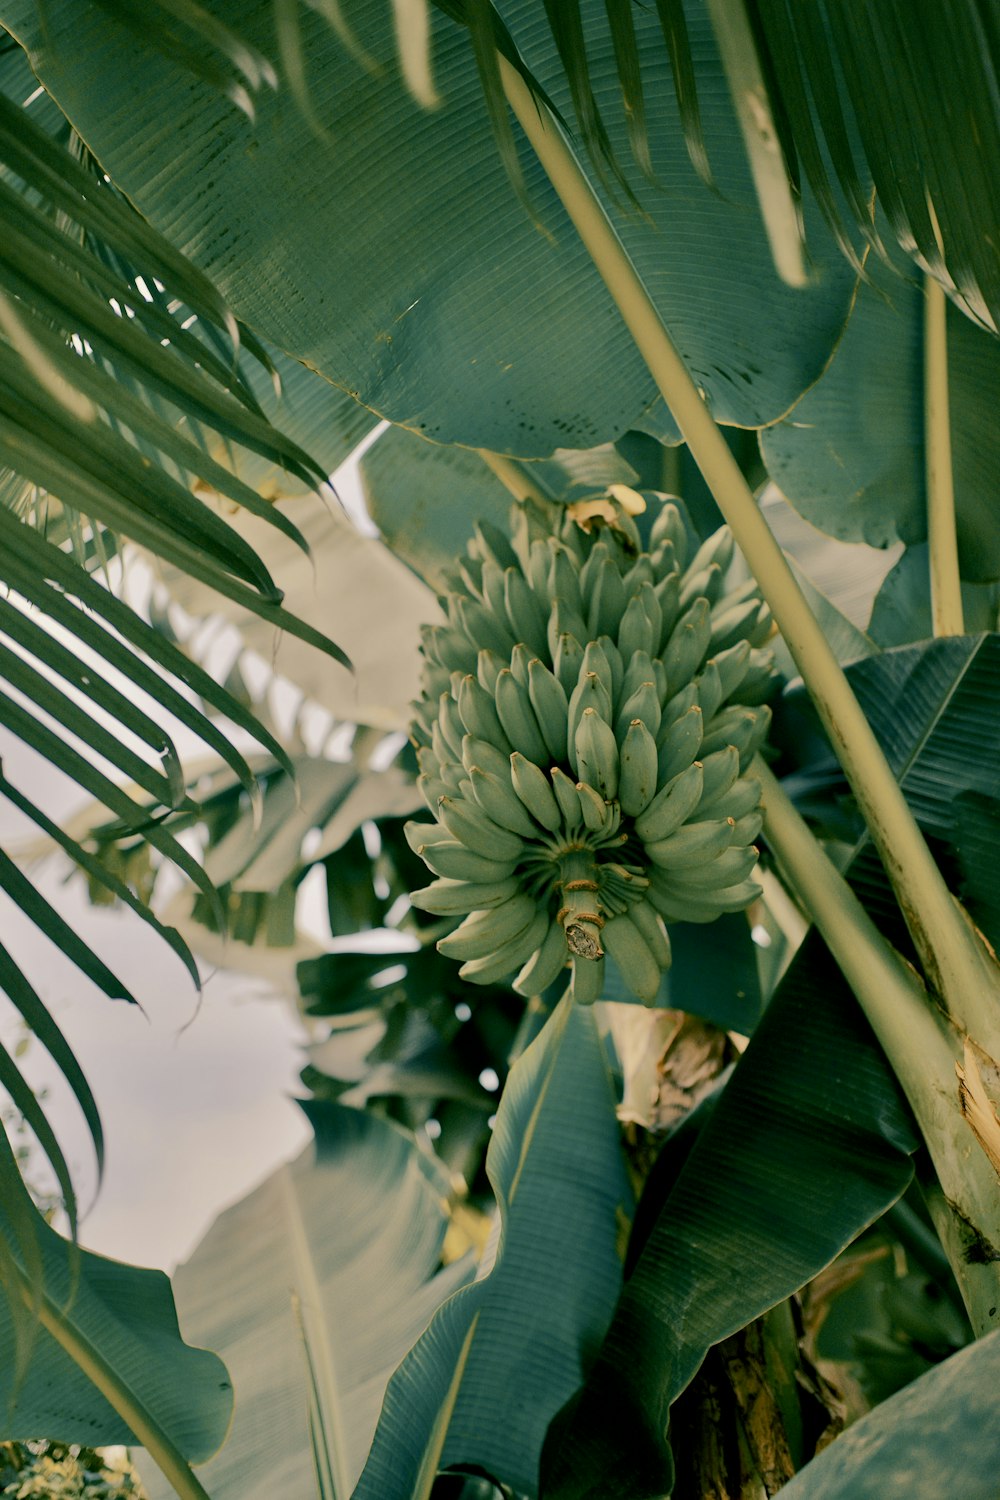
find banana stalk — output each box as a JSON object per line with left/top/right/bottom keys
{"left": 751, "top": 757, "right": 1000, "bottom": 1332}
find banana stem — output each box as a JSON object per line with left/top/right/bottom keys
{"left": 497, "top": 54, "right": 1000, "bottom": 1047}
{"left": 924, "top": 274, "right": 964, "bottom": 636}
{"left": 557, "top": 848, "right": 604, "bottom": 958}
{"left": 751, "top": 756, "right": 1000, "bottom": 1333}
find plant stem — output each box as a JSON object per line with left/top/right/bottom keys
{"left": 477, "top": 448, "right": 549, "bottom": 504}
{"left": 751, "top": 756, "right": 1000, "bottom": 1333}
{"left": 9, "top": 1262, "right": 215, "bottom": 1500}
{"left": 498, "top": 55, "right": 1000, "bottom": 1046}
{"left": 924, "top": 273, "right": 964, "bottom": 636}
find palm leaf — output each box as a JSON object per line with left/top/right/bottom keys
{"left": 0, "top": 50, "right": 356, "bottom": 1311}
{"left": 3, "top": 1, "right": 860, "bottom": 452}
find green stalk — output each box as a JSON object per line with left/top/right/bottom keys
{"left": 497, "top": 55, "right": 1000, "bottom": 1048}
{"left": 477, "top": 447, "right": 549, "bottom": 505}
{"left": 9, "top": 1262, "right": 215, "bottom": 1500}
{"left": 924, "top": 273, "right": 964, "bottom": 636}
{"left": 751, "top": 757, "right": 1000, "bottom": 1333}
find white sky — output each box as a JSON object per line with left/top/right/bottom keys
{"left": 0, "top": 448, "right": 385, "bottom": 1272}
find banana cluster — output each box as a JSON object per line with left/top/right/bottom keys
{"left": 406, "top": 499, "right": 774, "bottom": 1005}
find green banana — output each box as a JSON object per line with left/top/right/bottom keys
{"left": 469, "top": 766, "right": 539, "bottom": 839}
{"left": 700, "top": 774, "right": 761, "bottom": 823}
{"left": 480, "top": 558, "right": 509, "bottom": 622}
{"left": 679, "top": 561, "right": 722, "bottom": 611}
{"left": 587, "top": 555, "right": 628, "bottom": 639}
{"left": 551, "top": 765, "right": 584, "bottom": 829}
{"left": 438, "top": 892, "right": 537, "bottom": 960}
{"left": 513, "top": 918, "right": 570, "bottom": 996}
{"left": 418, "top": 771, "right": 452, "bottom": 813}
{"left": 548, "top": 600, "right": 590, "bottom": 662}
{"left": 410, "top": 875, "right": 521, "bottom": 915}
{"left": 529, "top": 538, "right": 554, "bottom": 599}
{"left": 461, "top": 733, "right": 510, "bottom": 783}
{"left": 567, "top": 671, "right": 614, "bottom": 770}
{"left": 618, "top": 590, "right": 656, "bottom": 659}
{"left": 570, "top": 953, "right": 605, "bottom": 1005}
{"left": 596, "top": 635, "right": 625, "bottom": 701}
{"left": 578, "top": 538, "right": 611, "bottom": 599}
{"left": 654, "top": 571, "right": 681, "bottom": 646}
{"left": 404, "top": 819, "right": 453, "bottom": 854}
{"left": 620, "top": 648, "right": 656, "bottom": 705}
{"left": 417, "top": 839, "right": 521, "bottom": 883}
{"left": 575, "top": 707, "right": 620, "bottom": 800}
{"left": 458, "top": 674, "right": 510, "bottom": 751}
{"left": 662, "top": 597, "right": 711, "bottom": 694}
{"left": 454, "top": 594, "right": 516, "bottom": 658}
{"left": 730, "top": 810, "right": 764, "bottom": 846}
{"left": 649, "top": 500, "right": 686, "bottom": 556}
{"left": 554, "top": 631, "right": 585, "bottom": 696}
{"left": 437, "top": 795, "right": 526, "bottom": 862}
{"left": 458, "top": 909, "right": 550, "bottom": 985}
{"left": 678, "top": 842, "right": 759, "bottom": 890}
{"left": 528, "top": 658, "right": 570, "bottom": 761}
{"left": 581, "top": 639, "right": 616, "bottom": 704}
{"left": 510, "top": 752, "right": 564, "bottom": 831}
{"left": 495, "top": 668, "right": 550, "bottom": 764}
{"left": 548, "top": 543, "right": 585, "bottom": 618}
{"left": 645, "top": 815, "right": 735, "bottom": 871}
{"left": 601, "top": 912, "right": 662, "bottom": 1003}
{"left": 618, "top": 719, "right": 659, "bottom": 817}
{"left": 508, "top": 642, "right": 531, "bottom": 687}
{"left": 660, "top": 681, "right": 698, "bottom": 730}
{"left": 576, "top": 779, "right": 613, "bottom": 835}
{"left": 437, "top": 693, "right": 465, "bottom": 762}
{"left": 694, "top": 660, "right": 723, "bottom": 724}
{"left": 634, "top": 759, "right": 705, "bottom": 843}
{"left": 695, "top": 746, "right": 740, "bottom": 814}
{"left": 504, "top": 566, "right": 549, "bottom": 655}
{"left": 712, "top": 639, "right": 751, "bottom": 699}
{"left": 629, "top": 898, "right": 672, "bottom": 970}
{"left": 615, "top": 680, "right": 661, "bottom": 746}
{"left": 474, "top": 519, "right": 520, "bottom": 572}
{"left": 708, "top": 597, "right": 760, "bottom": 654}
{"left": 657, "top": 704, "right": 703, "bottom": 783}
{"left": 686, "top": 525, "right": 735, "bottom": 580}
{"left": 647, "top": 876, "right": 763, "bottom": 923}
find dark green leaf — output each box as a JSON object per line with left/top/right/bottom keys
{"left": 761, "top": 251, "right": 1000, "bottom": 582}
{"left": 355, "top": 997, "right": 632, "bottom": 1499}
{"left": 3, "top": 0, "right": 858, "bottom": 450}
{"left": 776, "top": 1328, "right": 1000, "bottom": 1499}
{"left": 540, "top": 936, "right": 917, "bottom": 1499}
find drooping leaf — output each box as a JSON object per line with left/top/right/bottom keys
{"left": 3, "top": 0, "right": 859, "bottom": 453}
{"left": 869, "top": 545, "right": 1000, "bottom": 647}
{"left": 0, "top": 1125, "right": 232, "bottom": 1465}
{"left": 776, "top": 1328, "right": 1000, "bottom": 1500}
{"left": 354, "top": 996, "right": 632, "bottom": 1500}
{"left": 540, "top": 933, "right": 917, "bottom": 1499}
{"left": 761, "top": 251, "right": 1000, "bottom": 581}
{"left": 139, "top": 1102, "right": 471, "bottom": 1500}
{"left": 843, "top": 633, "right": 1000, "bottom": 953}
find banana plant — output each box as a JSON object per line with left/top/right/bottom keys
{"left": 0, "top": 2, "right": 999, "bottom": 1498}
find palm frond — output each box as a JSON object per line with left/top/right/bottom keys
{"left": 0, "top": 55, "right": 356, "bottom": 1267}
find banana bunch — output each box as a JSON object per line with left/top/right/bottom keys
{"left": 406, "top": 497, "right": 775, "bottom": 1006}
